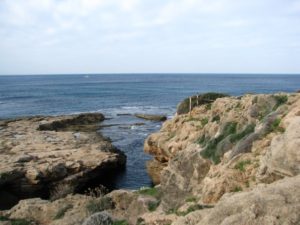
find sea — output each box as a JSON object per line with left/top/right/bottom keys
{"left": 0, "top": 74, "right": 299, "bottom": 190}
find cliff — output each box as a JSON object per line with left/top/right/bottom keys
{"left": 0, "top": 93, "right": 299, "bottom": 225}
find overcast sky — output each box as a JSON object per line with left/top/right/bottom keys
{"left": 0, "top": 0, "right": 300, "bottom": 75}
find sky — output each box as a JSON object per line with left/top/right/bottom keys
{"left": 0, "top": 0, "right": 300, "bottom": 75}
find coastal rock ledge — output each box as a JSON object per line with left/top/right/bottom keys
{"left": 0, "top": 113, "right": 126, "bottom": 205}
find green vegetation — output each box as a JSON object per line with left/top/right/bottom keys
{"left": 266, "top": 118, "right": 285, "bottom": 134}
{"left": 201, "top": 117, "right": 209, "bottom": 126}
{"left": 200, "top": 122, "right": 237, "bottom": 164}
{"left": 147, "top": 201, "right": 160, "bottom": 212}
{"left": 185, "top": 196, "right": 197, "bottom": 202}
{"left": 233, "top": 186, "right": 243, "bottom": 192}
{"left": 205, "top": 103, "right": 212, "bottom": 110}
{"left": 273, "top": 95, "right": 288, "bottom": 110}
{"left": 86, "top": 197, "right": 114, "bottom": 213}
{"left": 212, "top": 115, "right": 220, "bottom": 122}
{"left": 197, "top": 135, "right": 207, "bottom": 145}
{"left": 54, "top": 204, "right": 73, "bottom": 220}
{"left": 229, "top": 124, "right": 255, "bottom": 143}
{"left": 234, "top": 160, "right": 251, "bottom": 172}
{"left": 113, "top": 220, "right": 129, "bottom": 225}
{"left": 177, "top": 92, "right": 229, "bottom": 115}
{"left": 138, "top": 187, "right": 160, "bottom": 198}
{"left": 136, "top": 218, "right": 145, "bottom": 225}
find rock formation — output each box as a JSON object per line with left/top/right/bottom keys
{"left": 0, "top": 113, "right": 126, "bottom": 208}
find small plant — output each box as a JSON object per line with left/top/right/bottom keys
{"left": 177, "top": 204, "right": 213, "bottom": 216}
{"left": 234, "top": 160, "right": 251, "bottom": 172}
{"left": 138, "top": 187, "right": 159, "bottom": 198}
{"left": 212, "top": 115, "right": 220, "bottom": 122}
{"left": 86, "top": 197, "right": 114, "bottom": 213}
{"left": 50, "top": 183, "right": 74, "bottom": 201}
{"left": 84, "top": 185, "right": 108, "bottom": 198}
{"left": 185, "top": 196, "right": 197, "bottom": 202}
{"left": 245, "top": 181, "right": 250, "bottom": 188}
{"left": 201, "top": 117, "right": 209, "bottom": 126}
{"left": 136, "top": 217, "right": 145, "bottom": 225}
{"left": 233, "top": 186, "right": 242, "bottom": 192}
{"left": 267, "top": 118, "right": 285, "bottom": 134}
{"left": 205, "top": 103, "right": 212, "bottom": 110}
{"left": 147, "top": 201, "right": 160, "bottom": 212}
{"left": 54, "top": 204, "right": 73, "bottom": 220}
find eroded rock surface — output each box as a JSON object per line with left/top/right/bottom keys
{"left": 0, "top": 113, "right": 126, "bottom": 204}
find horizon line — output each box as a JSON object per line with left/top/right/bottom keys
{"left": 0, "top": 72, "right": 300, "bottom": 76}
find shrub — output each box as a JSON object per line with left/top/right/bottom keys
{"left": 233, "top": 186, "right": 242, "bottom": 192}
{"left": 212, "top": 115, "right": 220, "bottom": 122}
{"left": 230, "top": 124, "right": 255, "bottom": 143}
{"left": 185, "top": 196, "right": 197, "bottom": 202}
{"left": 234, "top": 160, "right": 251, "bottom": 172}
{"left": 54, "top": 204, "right": 73, "bottom": 220}
{"left": 273, "top": 95, "right": 288, "bottom": 110}
{"left": 200, "top": 122, "right": 237, "bottom": 164}
{"left": 50, "top": 183, "right": 74, "bottom": 201}
{"left": 266, "top": 118, "right": 285, "bottom": 134}
{"left": 147, "top": 201, "right": 160, "bottom": 212}
{"left": 177, "top": 93, "right": 229, "bottom": 115}
{"left": 86, "top": 197, "right": 114, "bottom": 213}
{"left": 85, "top": 185, "right": 109, "bottom": 198}
{"left": 201, "top": 118, "right": 209, "bottom": 126}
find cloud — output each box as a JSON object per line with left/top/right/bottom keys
{"left": 0, "top": 0, "right": 299, "bottom": 74}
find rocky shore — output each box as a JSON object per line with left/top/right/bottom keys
{"left": 0, "top": 92, "right": 299, "bottom": 225}
{"left": 0, "top": 113, "right": 126, "bottom": 209}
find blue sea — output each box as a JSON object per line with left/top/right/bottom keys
{"left": 0, "top": 74, "right": 299, "bottom": 189}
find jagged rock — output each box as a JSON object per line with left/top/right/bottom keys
{"left": 172, "top": 175, "right": 300, "bottom": 225}
{"left": 107, "top": 190, "right": 157, "bottom": 225}
{"left": 160, "top": 145, "right": 211, "bottom": 210}
{"left": 258, "top": 102, "right": 300, "bottom": 183}
{"left": 134, "top": 114, "right": 167, "bottom": 122}
{"left": 82, "top": 212, "right": 113, "bottom": 225}
{"left": 146, "top": 160, "right": 167, "bottom": 185}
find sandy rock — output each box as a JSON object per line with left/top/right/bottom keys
{"left": 191, "top": 175, "right": 300, "bottom": 225}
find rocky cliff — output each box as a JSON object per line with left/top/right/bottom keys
{"left": 0, "top": 93, "right": 299, "bottom": 225}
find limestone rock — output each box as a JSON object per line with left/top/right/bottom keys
{"left": 160, "top": 145, "right": 211, "bottom": 209}
{"left": 0, "top": 113, "right": 126, "bottom": 202}
{"left": 173, "top": 175, "right": 300, "bottom": 225}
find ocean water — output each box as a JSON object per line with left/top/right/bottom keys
{"left": 0, "top": 74, "right": 299, "bottom": 189}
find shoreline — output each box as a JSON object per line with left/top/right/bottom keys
{"left": 0, "top": 113, "right": 126, "bottom": 209}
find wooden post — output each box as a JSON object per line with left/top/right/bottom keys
{"left": 197, "top": 95, "right": 199, "bottom": 105}
{"left": 189, "top": 97, "right": 192, "bottom": 115}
